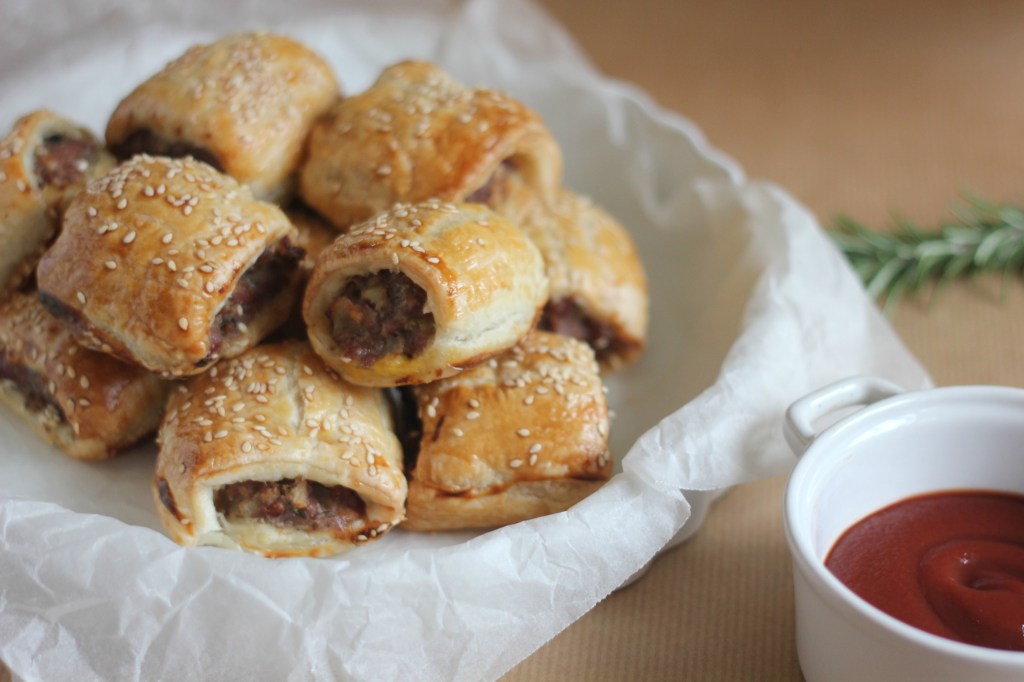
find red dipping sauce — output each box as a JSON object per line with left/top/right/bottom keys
{"left": 826, "top": 490, "right": 1024, "bottom": 652}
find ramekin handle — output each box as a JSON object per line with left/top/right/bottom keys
{"left": 784, "top": 376, "right": 905, "bottom": 457}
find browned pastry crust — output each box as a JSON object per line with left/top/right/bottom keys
{"left": 299, "top": 60, "right": 562, "bottom": 231}
{"left": 153, "top": 341, "right": 407, "bottom": 557}
{"left": 36, "top": 155, "right": 303, "bottom": 377}
{"left": 106, "top": 32, "right": 340, "bottom": 203}
{"left": 525, "top": 189, "right": 649, "bottom": 371}
{"left": 0, "top": 110, "right": 115, "bottom": 299}
{"left": 0, "top": 293, "right": 170, "bottom": 460}
{"left": 404, "top": 330, "right": 610, "bottom": 531}
{"left": 303, "top": 201, "right": 548, "bottom": 387}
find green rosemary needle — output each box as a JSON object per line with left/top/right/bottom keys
{"left": 830, "top": 195, "right": 1024, "bottom": 310}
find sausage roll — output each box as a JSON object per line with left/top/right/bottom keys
{"left": 106, "top": 32, "right": 340, "bottom": 203}
{"left": 36, "top": 155, "right": 305, "bottom": 377}
{"left": 526, "top": 190, "right": 648, "bottom": 370}
{"left": 154, "top": 341, "right": 407, "bottom": 558}
{"left": 303, "top": 201, "right": 548, "bottom": 387}
{"left": 0, "top": 293, "right": 170, "bottom": 460}
{"left": 404, "top": 330, "right": 611, "bottom": 531}
{"left": 299, "top": 60, "right": 562, "bottom": 231}
{"left": 0, "top": 110, "right": 114, "bottom": 298}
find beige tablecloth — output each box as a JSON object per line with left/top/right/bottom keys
{"left": 507, "top": 1, "right": 1024, "bottom": 679}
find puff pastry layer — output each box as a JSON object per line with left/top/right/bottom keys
{"left": 0, "top": 110, "right": 114, "bottom": 299}
{"left": 0, "top": 293, "right": 170, "bottom": 460}
{"left": 154, "top": 341, "right": 407, "bottom": 557}
{"left": 299, "top": 60, "right": 561, "bottom": 230}
{"left": 36, "top": 155, "right": 303, "bottom": 377}
{"left": 525, "top": 189, "right": 649, "bottom": 370}
{"left": 106, "top": 32, "right": 339, "bottom": 203}
{"left": 404, "top": 330, "right": 610, "bottom": 531}
{"left": 303, "top": 201, "right": 548, "bottom": 387}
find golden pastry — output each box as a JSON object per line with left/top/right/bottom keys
{"left": 36, "top": 155, "right": 304, "bottom": 377}
{"left": 299, "top": 60, "right": 561, "bottom": 230}
{"left": 303, "top": 201, "right": 548, "bottom": 386}
{"left": 153, "top": 341, "right": 406, "bottom": 557}
{"left": 0, "top": 292, "right": 170, "bottom": 460}
{"left": 106, "top": 32, "right": 340, "bottom": 203}
{"left": 404, "top": 331, "right": 611, "bottom": 531}
{"left": 526, "top": 189, "right": 648, "bottom": 370}
{"left": 0, "top": 110, "right": 114, "bottom": 299}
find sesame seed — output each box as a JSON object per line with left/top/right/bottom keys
{"left": 529, "top": 443, "right": 542, "bottom": 454}
{"left": 302, "top": 365, "right": 313, "bottom": 376}
{"left": 204, "top": 282, "right": 215, "bottom": 293}
{"left": 116, "top": 198, "right": 128, "bottom": 210}
{"left": 203, "top": 432, "right": 212, "bottom": 442}
{"left": 528, "top": 453, "right": 539, "bottom": 466}
{"left": 452, "top": 428, "right": 464, "bottom": 437}
{"left": 162, "top": 233, "right": 173, "bottom": 244}
{"left": 426, "top": 404, "right": 437, "bottom": 418}
{"left": 524, "top": 395, "right": 535, "bottom": 405}
{"left": 392, "top": 253, "right": 399, "bottom": 265}
{"left": 167, "top": 260, "right": 177, "bottom": 272}
{"left": 509, "top": 459, "right": 523, "bottom": 468}
{"left": 122, "top": 230, "right": 136, "bottom": 244}
{"left": 214, "top": 430, "right": 228, "bottom": 439}
{"left": 104, "top": 260, "right": 117, "bottom": 270}
{"left": 466, "top": 411, "right": 480, "bottom": 420}
{"left": 76, "top": 291, "right": 86, "bottom": 305}
{"left": 469, "top": 398, "right": 480, "bottom": 408}
{"left": 87, "top": 207, "right": 97, "bottom": 217}
{"left": 426, "top": 257, "right": 440, "bottom": 264}
{"left": 178, "top": 317, "right": 189, "bottom": 331}
{"left": 241, "top": 441, "right": 253, "bottom": 453}
{"left": 80, "top": 376, "right": 90, "bottom": 389}
{"left": 255, "top": 395, "right": 269, "bottom": 403}
{"left": 516, "top": 428, "right": 530, "bottom": 437}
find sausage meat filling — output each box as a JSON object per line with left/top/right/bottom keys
{"left": 209, "top": 238, "right": 304, "bottom": 356}
{"left": 214, "top": 478, "right": 367, "bottom": 536}
{"left": 34, "top": 134, "right": 97, "bottom": 190}
{"left": 540, "top": 298, "right": 619, "bottom": 363}
{"left": 327, "top": 271, "right": 435, "bottom": 367}
{"left": 111, "top": 128, "right": 223, "bottom": 171}
{"left": 0, "top": 354, "right": 66, "bottom": 419}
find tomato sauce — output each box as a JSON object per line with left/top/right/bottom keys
{"left": 825, "top": 490, "right": 1024, "bottom": 652}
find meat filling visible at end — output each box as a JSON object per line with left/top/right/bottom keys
{"left": 34, "top": 134, "right": 96, "bottom": 190}
{"left": 327, "top": 271, "right": 435, "bottom": 367}
{"left": 214, "top": 478, "right": 367, "bottom": 537}
{"left": 111, "top": 128, "right": 223, "bottom": 171}
{"left": 0, "top": 353, "right": 66, "bottom": 421}
{"left": 540, "top": 298, "right": 620, "bottom": 362}
{"left": 207, "top": 237, "right": 305, "bottom": 358}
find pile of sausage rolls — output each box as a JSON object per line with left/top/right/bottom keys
{"left": 0, "top": 32, "right": 649, "bottom": 558}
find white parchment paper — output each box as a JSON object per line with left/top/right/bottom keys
{"left": 0, "top": 1, "right": 930, "bottom": 680}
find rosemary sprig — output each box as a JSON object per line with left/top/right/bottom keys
{"left": 830, "top": 195, "right": 1024, "bottom": 310}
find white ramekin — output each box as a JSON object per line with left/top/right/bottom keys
{"left": 783, "top": 376, "right": 1024, "bottom": 682}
